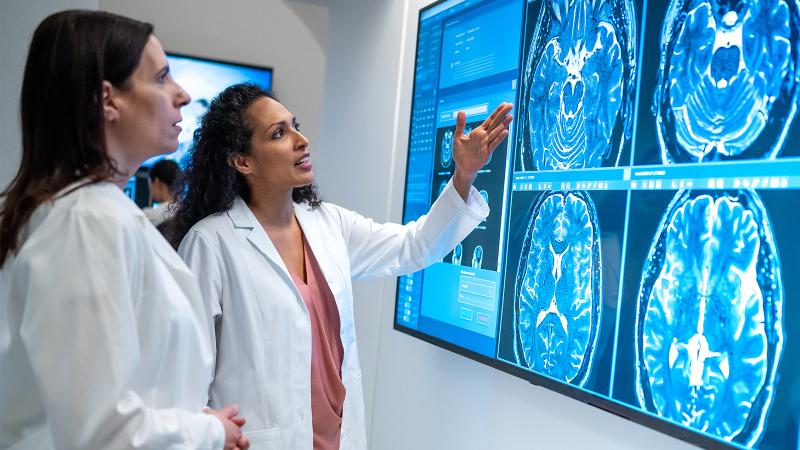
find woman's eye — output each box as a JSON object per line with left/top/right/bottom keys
{"left": 293, "top": 121, "right": 301, "bottom": 131}
{"left": 272, "top": 128, "right": 285, "bottom": 138}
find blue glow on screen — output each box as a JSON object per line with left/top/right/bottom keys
{"left": 397, "top": 0, "right": 800, "bottom": 449}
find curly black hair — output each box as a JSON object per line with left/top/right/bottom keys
{"left": 165, "top": 83, "right": 321, "bottom": 248}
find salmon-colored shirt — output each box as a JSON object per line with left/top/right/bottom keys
{"left": 291, "top": 237, "right": 346, "bottom": 450}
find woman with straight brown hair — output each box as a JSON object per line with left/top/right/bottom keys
{"left": 0, "top": 10, "right": 247, "bottom": 450}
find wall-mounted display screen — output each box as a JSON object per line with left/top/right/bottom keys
{"left": 124, "top": 53, "right": 272, "bottom": 206}
{"left": 395, "top": 1, "right": 800, "bottom": 448}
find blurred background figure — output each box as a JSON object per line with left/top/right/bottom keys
{"left": 144, "top": 158, "right": 181, "bottom": 227}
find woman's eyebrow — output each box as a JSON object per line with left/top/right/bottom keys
{"left": 156, "top": 64, "right": 169, "bottom": 78}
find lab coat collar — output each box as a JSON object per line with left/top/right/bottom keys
{"left": 227, "top": 197, "right": 290, "bottom": 279}
{"left": 228, "top": 197, "right": 338, "bottom": 284}
{"left": 226, "top": 197, "right": 344, "bottom": 293}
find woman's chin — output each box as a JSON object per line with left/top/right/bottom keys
{"left": 146, "top": 143, "right": 178, "bottom": 161}
{"left": 298, "top": 173, "right": 315, "bottom": 186}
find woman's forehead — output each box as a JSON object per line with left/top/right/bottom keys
{"left": 136, "top": 36, "right": 166, "bottom": 75}
{"left": 248, "top": 97, "right": 292, "bottom": 128}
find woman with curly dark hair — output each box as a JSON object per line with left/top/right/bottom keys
{"left": 171, "top": 83, "right": 512, "bottom": 449}
{"left": 0, "top": 10, "right": 249, "bottom": 450}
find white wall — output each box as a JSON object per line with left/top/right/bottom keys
{"left": 98, "top": 0, "right": 329, "bottom": 148}
{"left": 317, "top": 0, "right": 700, "bottom": 448}
{"left": 0, "top": 0, "right": 99, "bottom": 191}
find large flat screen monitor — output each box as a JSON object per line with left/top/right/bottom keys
{"left": 124, "top": 53, "right": 272, "bottom": 206}
{"left": 394, "top": 1, "right": 800, "bottom": 448}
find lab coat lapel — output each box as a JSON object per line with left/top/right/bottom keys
{"left": 294, "top": 203, "right": 345, "bottom": 291}
{"left": 227, "top": 197, "right": 292, "bottom": 282}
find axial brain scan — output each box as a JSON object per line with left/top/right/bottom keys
{"left": 452, "top": 243, "right": 464, "bottom": 266}
{"left": 513, "top": 191, "right": 602, "bottom": 385}
{"left": 441, "top": 129, "right": 454, "bottom": 168}
{"left": 518, "top": 0, "right": 638, "bottom": 171}
{"left": 635, "top": 190, "right": 784, "bottom": 445}
{"left": 655, "top": 0, "right": 800, "bottom": 163}
{"left": 472, "top": 245, "right": 485, "bottom": 269}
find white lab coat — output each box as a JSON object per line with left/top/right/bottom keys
{"left": 177, "top": 179, "right": 488, "bottom": 450}
{"left": 0, "top": 182, "right": 224, "bottom": 450}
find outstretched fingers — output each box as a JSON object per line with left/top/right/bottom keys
{"left": 488, "top": 129, "right": 510, "bottom": 153}
{"left": 482, "top": 102, "right": 513, "bottom": 133}
{"left": 487, "top": 114, "right": 512, "bottom": 142}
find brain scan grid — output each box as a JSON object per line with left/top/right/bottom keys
{"left": 398, "top": 0, "right": 800, "bottom": 447}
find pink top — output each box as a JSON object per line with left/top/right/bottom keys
{"left": 291, "top": 237, "right": 346, "bottom": 450}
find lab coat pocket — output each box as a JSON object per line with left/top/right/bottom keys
{"left": 243, "top": 427, "right": 281, "bottom": 450}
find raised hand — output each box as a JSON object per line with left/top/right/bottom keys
{"left": 451, "top": 102, "right": 513, "bottom": 201}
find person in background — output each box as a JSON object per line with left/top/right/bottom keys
{"left": 167, "top": 83, "right": 512, "bottom": 449}
{"left": 0, "top": 10, "right": 248, "bottom": 450}
{"left": 144, "top": 158, "right": 181, "bottom": 226}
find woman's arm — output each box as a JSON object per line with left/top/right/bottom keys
{"left": 334, "top": 178, "right": 489, "bottom": 280}
{"left": 336, "top": 102, "right": 512, "bottom": 280}
{"left": 178, "top": 229, "right": 224, "bottom": 365}
{"left": 18, "top": 209, "right": 226, "bottom": 449}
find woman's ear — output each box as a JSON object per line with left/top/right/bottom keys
{"left": 229, "top": 152, "right": 254, "bottom": 175}
{"left": 102, "top": 80, "right": 119, "bottom": 123}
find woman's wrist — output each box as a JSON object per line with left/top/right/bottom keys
{"left": 452, "top": 168, "right": 476, "bottom": 202}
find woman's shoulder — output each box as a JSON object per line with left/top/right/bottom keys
{"left": 298, "top": 201, "right": 348, "bottom": 226}
{"left": 303, "top": 201, "right": 370, "bottom": 229}
{"left": 182, "top": 207, "right": 238, "bottom": 251}
{"left": 189, "top": 209, "right": 232, "bottom": 235}
{"left": 13, "top": 182, "right": 145, "bottom": 265}
{"left": 36, "top": 181, "right": 142, "bottom": 231}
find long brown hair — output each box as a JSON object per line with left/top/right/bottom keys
{"left": 0, "top": 10, "right": 153, "bottom": 266}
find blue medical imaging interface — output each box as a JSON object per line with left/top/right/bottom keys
{"left": 395, "top": 1, "right": 800, "bottom": 449}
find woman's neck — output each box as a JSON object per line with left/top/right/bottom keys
{"left": 104, "top": 140, "right": 142, "bottom": 189}
{"left": 247, "top": 187, "right": 295, "bottom": 228}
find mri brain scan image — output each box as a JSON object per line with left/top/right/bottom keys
{"left": 479, "top": 190, "right": 490, "bottom": 205}
{"left": 472, "top": 245, "right": 484, "bottom": 269}
{"left": 441, "top": 129, "right": 454, "bottom": 168}
{"left": 513, "top": 191, "right": 602, "bottom": 385}
{"left": 635, "top": 189, "right": 784, "bottom": 446}
{"left": 655, "top": 0, "right": 800, "bottom": 163}
{"left": 517, "top": 0, "right": 638, "bottom": 171}
{"left": 452, "top": 243, "right": 463, "bottom": 266}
